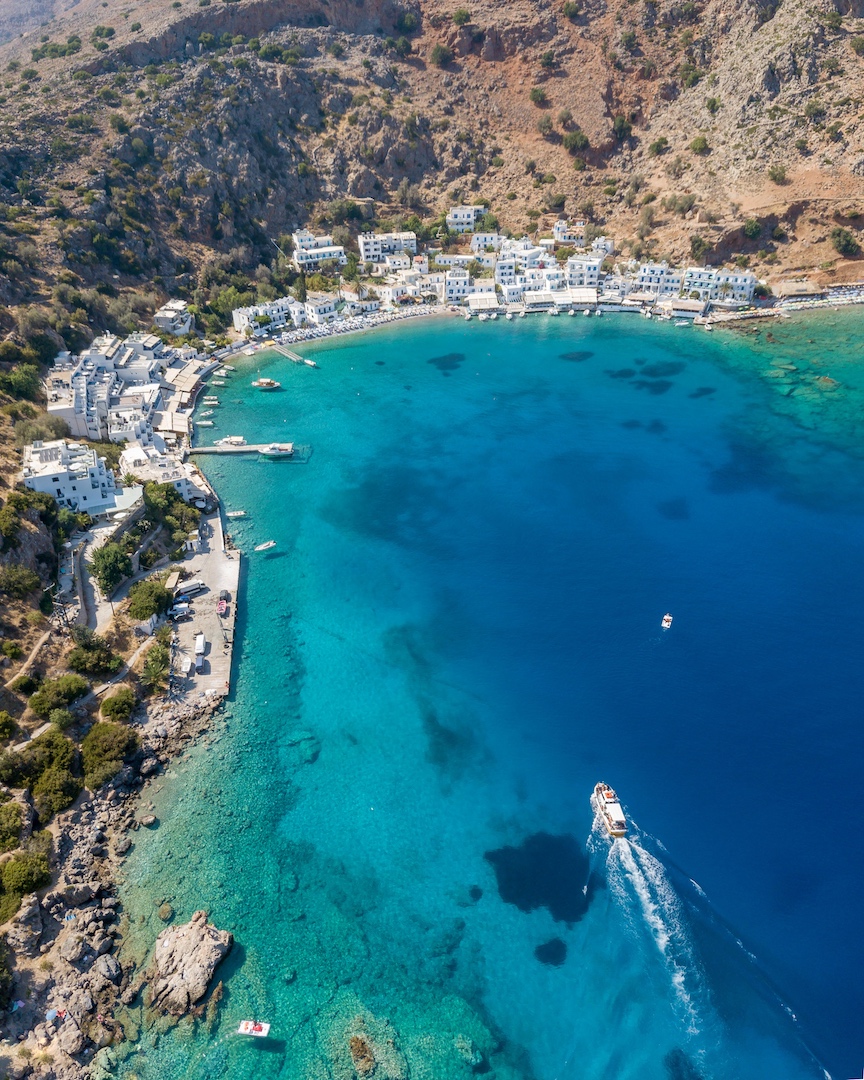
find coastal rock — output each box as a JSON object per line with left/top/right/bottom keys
{"left": 114, "top": 836, "right": 132, "bottom": 855}
{"left": 6, "top": 893, "right": 43, "bottom": 957}
{"left": 139, "top": 814, "right": 158, "bottom": 828}
{"left": 144, "top": 910, "right": 232, "bottom": 1015}
{"left": 56, "top": 1018, "right": 87, "bottom": 1056}
{"left": 59, "top": 934, "right": 87, "bottom": 964}
{"left": 95, "top": 953, "right": 122, "bottom": 984}
{"left": 140, "top": 756, "right": 159, "bottom": 777}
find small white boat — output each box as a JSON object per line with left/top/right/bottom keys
{"left": 569, "top": 309, "right": 577, "bottom": 317}
{"left": 549, "top": 309, "right": 559, "bottom": 317}
{"left": 203, "top": 397, "right": 220, "bottom": 405}
{"left": 199, "top": 410, "right": 214, "bottom": 418}
{"left": 505, "top": 312, "right": 513, "bottom": 321}
{"left": 583, "top": 308, "right": 591, "bottom": 316}
{"left": 704, "top": 323, "right": 714, "bottom": 332}
{"left": 211, "top": 379, "right": 227, "bottom": 386}
{"left": 519, "top": 311, "right": 526, "bottom": 318}
{"left": 490, "top": 312, "right": 498, "bottom": 320}
{"left": 238, "top": 1020, "right": 270, "bottom": 1038}
{"left": 254, "top": 540, "right": 276, "bottom": 552}
{"left": 591, "top": 782, "right": 627, "bottom": 838}
{"left": 661, "top": 613, "right": 673, "bottom": 630}
{"left": 596, "top": 309, "right": 603, "bottom": 317}
{"left": 222, "top": 365, "right": 236, "bottom": 372}
{"left": 303, "top": 358, "right": 318, "bottom": 367}
{"left": 196, "top": 420, "right": 215, "bottom": 428}
{"left": 675, "top": 320, "right": 689, "bottom": 327}
{"left": 464, "top": 312, "right": 472, "bottom": 321}
{"left": 251, "top": 376, "right": 281, "bottom": 390}
{"left": 214, "top": 436, "right": 246, "bottom": 447}
{"left": 259, "top": 443, "right": 294, "bottom": 459}
{"left": 226, "top": 510, "right": 247, "bottom": 519}
{"left": 478, "top": 313, "right": 488, "bottom": 322}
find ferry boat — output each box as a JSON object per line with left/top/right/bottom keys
{"left": 661, "top": 612, "right": 673, "bottom": 630}
{"left": 591, "top": 782, "right": 628, "bottom": 838}
{"left": 254, "top": 540, "right": 277, "bottom": 552}
{"left": 259, "top": 443, "right": 294, "bottom": 459}
{"left": 238, "top": 1020, "right": 270, "bottom": 1038}
{"left": 251, "top": 375, "right": 281, "bottom": 390}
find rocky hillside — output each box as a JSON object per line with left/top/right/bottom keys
{"left": 0, "top": 0, "right": 863, "bottom": 337}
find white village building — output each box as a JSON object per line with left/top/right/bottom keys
{"left": 153, "top": 299, "right": 194, "bottom": 336}
{"left": 445, "top": 205, "right": 488, "bottom": 233}
{"left": 21, "top": 440, "right": 118, "bottom": 515}
{"left": 358, "top": 231, "right": 417, "bottom": 264}
{"left": 291, "top": 229, "right": 347, "bottom": 271}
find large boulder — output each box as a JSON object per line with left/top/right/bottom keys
{"left": 94, "top": 953, "right": 122, "bottom": 984}
{"left": 6, "top": 893, "right": 43, "bottom": 957}
{"left": 144, "top": 911, "right": 232, "bottom": 1015}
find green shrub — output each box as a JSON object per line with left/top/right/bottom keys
{"left": 32, "top": 766, "right": 81, "bottom": 820}
{"left": 0, "top": 943, "right": 11, "bottom": 1009}
{"left": 101, "top": 686, "right": 135, "bottom": 723}
{"left": 620, "top": 30, "right": 637, "bottom": 51}
{"left": 48, "top": 708, "right": 75, "bottom": 731}
{"left": 1, "top": 642, "right": 23, "bottom": 660}
{"left": 9, "top": 674, "right": 39, "bottom": 696}
{"left": 612, "top": 114, "right": 632, "bottom": 139}
{"left": 491, "top": 155, "right": 504, "bottom": 167}
{"left": 529, "top": 87, "right": 548, "bottom": 106}
{"left": 851, "top": 36, "right": 864, "bottom": 55}
{"left": 690, "top": 234, "right": 710, "bottom": 260}
{"left": 680, "top": 62, "right": 702, "bottom": 87}
{"left": 648, "top": 136, "right": 668, "bottom": 156}
{"left": 0, "top": 566, "right": 41, "bottom": 599}
{"left": 452, "top": 8, "right": 471, "bottom": 25}
{"left": 66, "top": 628, "right": 122, "bottom": 676}
{"left": 140, "top": 643, "right": 170, "bottom": 694}
{"left": 28, "top": 674, "right": 89, "bottom": 719}
{"left": 430, "top": 43, "right": 453, "bottom": 67}
{"left": 537, "top": 115, "right": 554, "bottom": 135}
{"left": 690, "top": 135, "right": 709, "bottom": 154}
{"left": 767, "top": 163, "right": 787, "bottom": 184}
{"left": 81, "top": 721, "right": 139, "bottom": 790}
{"left": 0, "top": 802, "right": 22, "bottom": 852}
{"left": 562, "top": 0, "right": 580, "bottom": 17}
{"left": 804, "top": 99, "right": 826, "bottom": 122}
{"left": 563, "top": 130, "right": 589, "bottom": 153}
{"left": 1, "top": 852, "right": 50, "bottom": 894}
{"left": 743, "top": 218, "right": 761, "bottom": 239}
{"left": 831, "top": 226, "right": 860, "bottom": 256}
{"left": 0, "top": 711, "right": 16, "bottom": 741}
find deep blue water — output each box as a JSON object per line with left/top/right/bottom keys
{"left": 117, "top": 312, "right": 864, "bottom": 1080}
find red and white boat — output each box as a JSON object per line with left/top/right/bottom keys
{"left": 661, "top": 613, "right": 673, "bottom": 630}
{"left": 591, "top": 782, "right": 628, "bottom": 838}
{"left": 238, "top": 1020, "right": 270, "bottom": 1038}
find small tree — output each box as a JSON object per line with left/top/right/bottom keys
{"left": 648, "top": 136, "right": 668, "bottom": 156}
{"left": 767, "top": 163, "right": 787, "bottom": 184}
{"left": 141, "top": 643, "right": 170, "bottom": 694}
{"left": 620, "top": 30, "right": 637, "bottom": 51}
{"left": 537, "top": 115, "right": 554, "bottom": 136}
{"left": 89, "top": 542, "right": 132, "bottom": 595}
{"left": 529, "top": 87, "right": 548, "bottom": 106}
{"left": 452, "top": 8, "right": 471, "bottom": 24}
{"left": 540, "top": 50, "right": 555, "bottom": 69}
{"left": 102, "top": 686, "right": 136, "bottom": 723}
{"left": 689, "top": 135, "right": 709, "bottom": 155}
{"left": 293, "top": 273, "right": 307, "bottom": 303}
{"left": 563, "top": 130, "right": 589, "bottom": 153}
{"left": 128, "top": 579, "right": 173, "bottom": 620}
{"left": 743, "top": 218, "right": 761, "bottom": 239}
{"left": 831, "top": 227, "right": 860, "bottom": 256}
{"left": 0, "top": 566, "right": 41, "bottom": 598}
{"left": 430, "top": 43, "right": 453, "bottom": 67}
{"left": 690, "top": 235, "right": 710, "bottom": 261}
{"left": 612, "top": 114, "right": 632, "bottom": 140}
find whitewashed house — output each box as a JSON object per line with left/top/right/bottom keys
{"left": 713, "top": 271, "right": 757, "bottom": 303}
{"left": 566, "top": 254, "right": 604, "bottom": 287}
{"left": 21, "top": 440, "right": 117, "bottom": 515}
{"left": 358, "top": 231, "right": 417, "bottom": 263}
{"left": 553, "top": 219, "right": 586, "bottom": 246}
{"left": 119, "top": 445, "right": 208, "bottom": 502}
{"left": 232, "top": 296, "right": 306, "bottom": 334}
{"left": 470, "top": 232, "right": 502, "bottom": 253}
{"left": 291, "top": 229, "right": 347, "bottom": 271}
{"left": 153, "top": 299, "right": 194, "bottom": 336}
{"left": 304, "top": 294, "right": 338, "bottom": 325}
{"left": 445, "top": 205, "right": 487, "bottom": 233}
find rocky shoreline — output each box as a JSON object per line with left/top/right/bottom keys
{"left": 0, "top": 695, "right": 232, "bottom": 1080}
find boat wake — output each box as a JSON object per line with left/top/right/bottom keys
{"left": 591, "top": 826, "right": 708, "bottom": 1038}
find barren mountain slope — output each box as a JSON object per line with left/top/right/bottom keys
{"left": 0, "top": 0, "right": 863, "bottom": 337}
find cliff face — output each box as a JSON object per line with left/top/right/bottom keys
{"left": 0, "top": 0, "right": 863, "bottom": 313}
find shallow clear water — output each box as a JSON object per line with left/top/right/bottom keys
{"left": 116, "top": 311, "right": 864, "bottom": 1080}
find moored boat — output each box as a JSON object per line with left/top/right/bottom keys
{"left": 238, "top": 1020, "right": 270, "bottom": 1038}
{"left": 251, "top": 374, "right": 281, "bottom": 390}
{"left": 591, "top": 782, "right": 627, "bottom": 838}
{"left": 254, "top": 540, "right": 276, "bottom": 552}
{"left": 259, "top": 442, "right": 294, "bottom": 459}
{"left": 214, "top": 436, "right": 246, "bottom": 447}
{"left": 226, "top": 510, "right": 247, "bottom": 519}
{"left": 196, "top": 420, "right": 215, "bottom": 427}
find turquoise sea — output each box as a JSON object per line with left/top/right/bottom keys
{"left": 115, "top": 311, "right": 864, "bottom": 1080}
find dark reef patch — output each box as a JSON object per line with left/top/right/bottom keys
{"left": 560, "top": 350, "right": 594, "bottom": 362}
{"left": 422, "top": 705, "right": 478, "bottom": 780}
{"left": 605, "top": 368, "right": 636, "bottom": 379}
{"left": 664, "top": 1047, "right": 705, "bottom": 1080}
{"left": 534, "top": 938, "right": 567, "bottom": 966}
{"left": 689, "top": 386, "right": 716, "bottom": 399}
{"left": 642, "top": 361, "right": 686, "bottom": 378}
{"left": 621, "top": 419, "right": 642, "bottom": 429}
{"left": 633, "top": 379, "right": 673, "bottom": 395}
{"left": 646, "top": 419, "right": 666, "bottom": 434}
{"left": 469, "top": 885, "right": 483, "bottom": 902}
{"left": 657, "top": 497, "right": 690, "bottom": 520}
{"left": 375, "top": 360, "right": 385, "bottom": 366}
{"left": 428, "top": 352, "right": 466, "bottom": 375}
{"left": 485, "top": 832, "right": 591, "bottom": 924}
